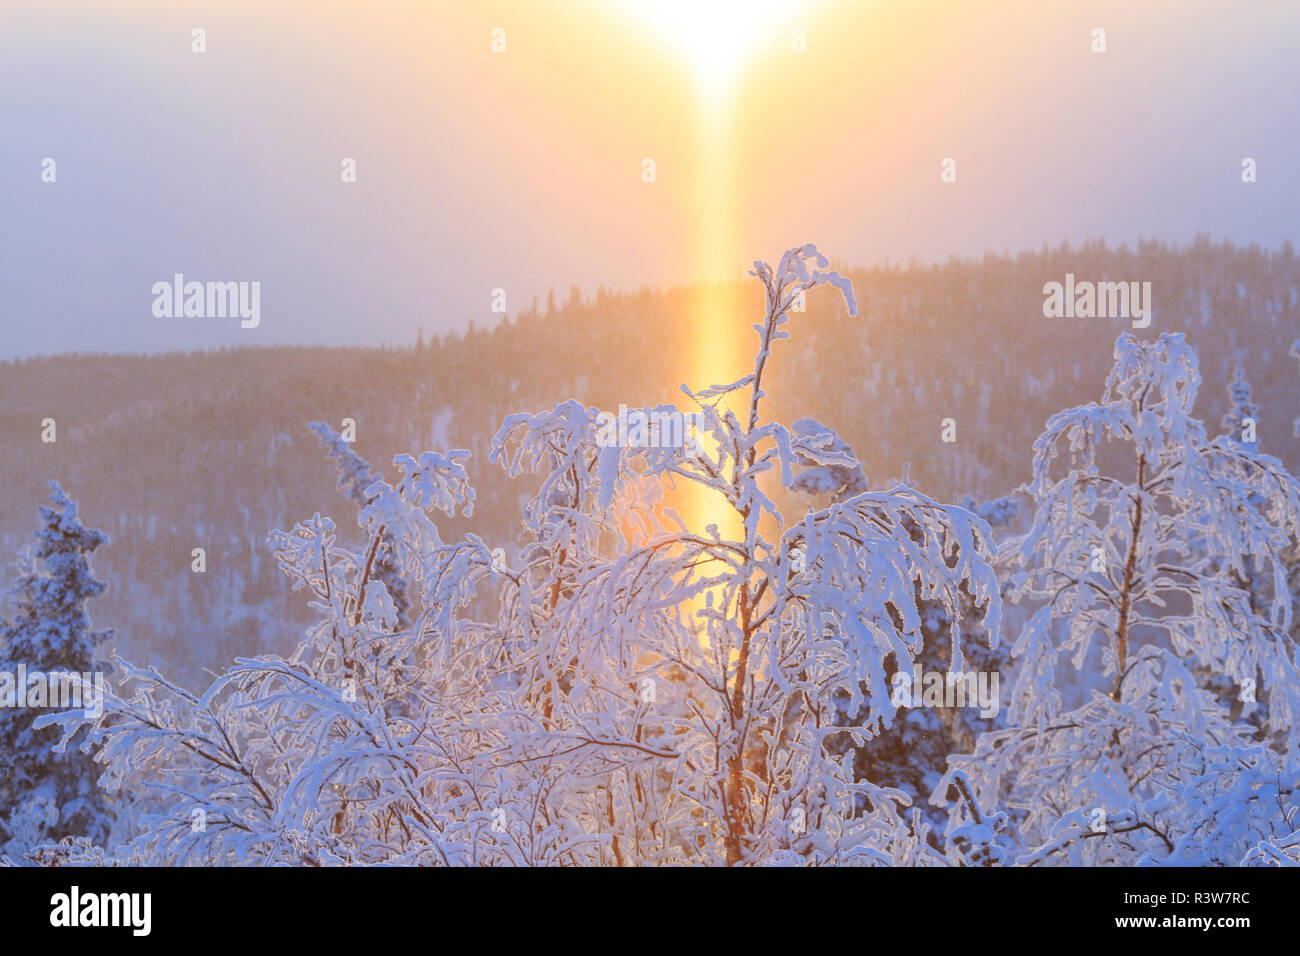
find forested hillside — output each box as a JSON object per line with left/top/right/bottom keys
{"left": 1, "top": 237, "right": 1296, "bottom": 686}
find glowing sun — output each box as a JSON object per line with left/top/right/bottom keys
{"left": 612, "top": 0, "right": 814, "bottom": 106}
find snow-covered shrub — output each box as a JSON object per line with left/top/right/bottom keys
{"left": 43, "top": 246, "right": 1002, "bottom": 866}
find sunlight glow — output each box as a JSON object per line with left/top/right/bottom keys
{"left": 611, "top": 0, "right": 813, "bottom": 107}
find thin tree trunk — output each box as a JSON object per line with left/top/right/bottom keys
{"left": 1111, "top": 455, "right": 1145, "bottom": 701}
{"left": 725, "top": 582, "right": 754, "bottom": 865}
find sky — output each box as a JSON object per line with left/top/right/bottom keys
{"left": 2, "top": 0, "right": 1298, "bottom": 358}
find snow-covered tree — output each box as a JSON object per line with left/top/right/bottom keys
{"left": 308, "top": 421, "right": 412, "bottom": 629}
{"left": 480, "top": 246, "right": 1001, "bottom": 864}
{"left": 942, "top": 333, "right": 1300, "bottom": 865}
{"left": 0, "top": 482, "right": 114, "bottom": 857}
{"left": 1220, "top": 365, "right": 1260, "bottom": 448}
{"left": 1209, "top": 364, "right": 1281, "bottom": 726}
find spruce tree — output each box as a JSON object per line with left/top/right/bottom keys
{"left": 0, "top": 481, "right": 114, "bottom": 855}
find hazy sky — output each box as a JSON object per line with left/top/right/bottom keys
{"left": 3, "top": 0, "right": 1298, "bottom": 357}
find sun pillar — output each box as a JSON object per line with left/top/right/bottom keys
{"left": 678, "top": 102, "right": 748, "bottom": 641}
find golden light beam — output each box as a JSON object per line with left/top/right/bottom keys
{"left": 682, "top": 110, "right": 745, "bottom": 540}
